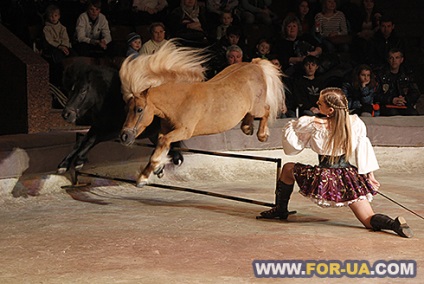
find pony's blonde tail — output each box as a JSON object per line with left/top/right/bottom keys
{"left": 252, "top": 58, "right": 285, "bottom": 122}
{"left": 120, "top": 39, "right": 210, "bottom": 103}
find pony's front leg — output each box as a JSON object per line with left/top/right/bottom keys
{"left": 241, "top": 113, "right": 254, "bottom": 135}
{"left": 257, "top": 107, "right": 270, "bottom": 142}
{"left": 136, "top": 128, "right": 192, "bottom": 187}
{"left": 136, "top": 134, "right": 171, "bottom": 187}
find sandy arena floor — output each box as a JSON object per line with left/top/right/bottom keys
{"left": 0, "top": 148, "right": 423, "bottom": 283}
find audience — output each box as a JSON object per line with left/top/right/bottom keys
{"left": 285, "top": 55, "right": 324, "bottom": 116}
{"left": 131, "top": 0, "right": 169, "bottom": 26}
{"left": 42, "top": 4, "right": 75, "bottom": 64}
{"left": 290, "top": 0, "right": 315, "bottom": 36}
{"left": 6, "top": 1, "right": 422, "bottom": 116}
{"left": 273, "top": 14, "right": 322, "bottom": 76}
{"left": 369, "top": 15, "right": 406, "bottom": 70}
{"left": 73, "top": 0, "right": 114, "bottom": 57}
{"left": 226, "top": 44, "right": 244, "bottom": 65}
{"left": 207, "top": 25, "right": 248, "bottom": 76}
{"left": 375, "top": 48, "right": 420, "bottom": 116}
{"left": 342, "top": 64, "right": 378, "bottom": 117}
{"left": 252, "top": 38, "right": 271, "bottom": 60}
{"left": 349, "top": 0, "right": 382, "bottom": 64}
{"left": 139, "top": 22, "right": 168, "bottom": 55}
{"left": 167, "top": 0, "right": 209, "bottom": 46}
{"left": 206, "top": 0, "right": 239, "bottom": 35}
{"left": 314, "top": 0, "right": 350, "bottom": 53}
{"left": 238, "top": 0, "right": 277, "bottom": 26}
{"left": 215, "top": 10, "right": 234, "bottom": 41}
{"left": 126, "top": 32, "right": 142, "bottom": 57}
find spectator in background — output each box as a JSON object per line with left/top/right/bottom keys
{"left": 238, "top": 0, "right": 277, "bottom": 26}
{"left": 349, "top": 0, "right": 382, "bottom": 64}
{"left": 342, "top": 64, "right": 379, "bottom": 117}
{"left": 268, "top": 54, "right": 297, "bottom": 118}
{"left": 286, "top": 55, "right": 324, "bottom": 116}
{"left": 74, "top": 0, "right": 114, "bottom": 57}
{"left": 140, "top": 22, "right": 168, "bottom": 54}
{"left": 42, "top": 4, "right": 76, "bottom": 90}
{"left": 43, "top": 4, "right": 75, "bottom": 63}
{"left": 273, "top": 15, "right": 322, "bottom": 76}
{"left": 226, "top": 44, "right": 243, "bottom": 65}
{"left": 252, "top": 38, "right": 271, "bottom": 59}
{"left": 167, "top": 0, "right": 209, "bottom": 46}
{"left": 375, "top": 48, "right": 420, "bottom": 116}
{"left": 369, "top": 15, "right": 406, "bottom": 70}
{"left": 215, "top": 10, "right": 234, "bottom": 40}
{"left": 291, "top": 0, "right": 315, "bottom": 36}
{"left": 206, "top": 0, "right": 239, "bottom": 34}
{"left": 314, "top": 0, "right": 350, "bottom": 53}
{"left": 207, "top": 25, "right": 248, "bottom": 77}
{"left": 131, "top": 0, "right": 169, "bottom": 26}
{"left": 126, "top": 32, "right": 142, "bottom": 57}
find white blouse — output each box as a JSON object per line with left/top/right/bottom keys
{"left": 282, "top": 115, "right": 379, "bottom": 174}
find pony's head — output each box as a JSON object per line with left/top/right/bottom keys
{"left": 119, "top": 39, "right": 209, "bottom": 103}
{"left": 62, "top": 63, "right": 116, "bottom": 124}
{"left": 120, "top": 91, "right": 150, "bottom": 146}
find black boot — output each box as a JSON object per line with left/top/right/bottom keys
{"left": 259, "top": 180, "right": 294, "bottom": 220}
{"left": 370, "top": 214, "right": 413, "bottom": 238}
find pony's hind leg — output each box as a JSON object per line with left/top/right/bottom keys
{"left": 241, "top": 113, "right": 254, "bottom": 135}
{"left": 257, "top": 107, "right": 270, "bottom": 142}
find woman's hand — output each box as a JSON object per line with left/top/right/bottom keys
{"left": 367, "top": 172, "right": 380, "bottom": 190}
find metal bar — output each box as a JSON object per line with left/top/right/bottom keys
{"left": 134, "top": 142, "right": 281, "bottom": 163}
{"left": 76, "top": 171, "right": 274, "bottom": 207}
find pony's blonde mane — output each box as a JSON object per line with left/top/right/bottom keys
{"left": 251, "top": 58, "right": 285, "bottom": 122}
{"left": 120, "top": 39, "right": 209, "bottom": 102}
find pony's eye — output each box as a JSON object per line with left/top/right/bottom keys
{"left": 137, "top": 107, "right": 143, "bottom": 113}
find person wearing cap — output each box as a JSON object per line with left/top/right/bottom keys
{"left": 126, "top": 32, "right": 142, "bottom": 57}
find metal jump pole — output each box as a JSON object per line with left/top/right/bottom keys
{"left": 69, "top": 144, "right": 282, "bottom": 208}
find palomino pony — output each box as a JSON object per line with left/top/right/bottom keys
{"left": 119, "top": 40, "right": 286, "bottom": 187}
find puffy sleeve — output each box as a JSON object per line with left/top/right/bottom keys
{"left": 353, "top": 117, "right": 380, "bottom": 174}
{"left": 282, "top": 116, "right": 314, "bottom": 155}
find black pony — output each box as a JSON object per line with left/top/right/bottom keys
{"left": 58, "top": 63, "right": 183, "bottom": 174}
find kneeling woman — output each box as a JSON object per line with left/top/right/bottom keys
{"left": 260, "top": 87, "right": 413, "bottom": 238}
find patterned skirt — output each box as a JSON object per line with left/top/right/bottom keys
{"left": 293, "top": 155, "right": 378, "bottom": 208}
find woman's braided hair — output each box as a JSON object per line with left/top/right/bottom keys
{"left": 320, "top": 87, "right": 352, "bottom": 164}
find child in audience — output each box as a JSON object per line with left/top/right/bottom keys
{"left": 43, "top": 4, "right": 74, "bottom": 63}
{"left": 253, "top": 38, "right": 271, "bottom": 59}
{"left": 216, "top": 10, "right": 233, "bottom": 40}
{"left": 342, "top": 64, "right": 378, "bottom": 116}
{"left": 287, "top": 55, "right": 324, "bottom": 116}
{"left": 126, "top": 32, "right": 142, "bottom": 57}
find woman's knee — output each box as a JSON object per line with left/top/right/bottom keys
{"left": 280, "top": 163, "right": 295, "bottom": 183}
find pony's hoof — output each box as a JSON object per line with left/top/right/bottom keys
{"left": 136, "top": 180, "right": 148, "bottom": 188}
{"left": 170, "top": 151, "right": 184, "bottom": 166}
{"left": 157, "top": 169, "right": 165, "bottom": 178}
{"left": 57, "top": 167, "right": 67, "bottom": 174}
{"left": 154, "top": 164, "right": 165, "bottom": 176}
{"left": 241, "top": 125, "right": 253, "bottom": 136}
{"left": 258, "top": 135, "right": 269, "bottom": 142}
{"left": 74, "top": 160, "right": 85, "bottom": 170}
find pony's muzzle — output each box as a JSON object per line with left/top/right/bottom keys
{"left": 120, "top": 128, "right": 136, "bottom": 146}
{"left": 62, "top": 108, "right": 77, "bottom": 123}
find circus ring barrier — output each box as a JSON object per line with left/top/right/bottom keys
{"left": 64, "top": 142, "right": 283, "bottom": 209}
